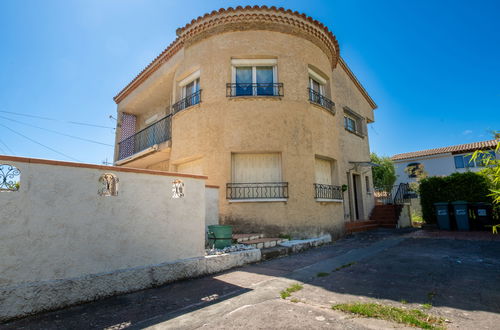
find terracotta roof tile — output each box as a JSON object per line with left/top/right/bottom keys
{"left": 113, "top": 5, "right": 340, "bottom": 104}
{"left": 391, "top": 140, "right": 498, "bottom": 161}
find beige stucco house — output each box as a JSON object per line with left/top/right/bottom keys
{"left": 112, "top": 6, "right": 378, "bottom": 238}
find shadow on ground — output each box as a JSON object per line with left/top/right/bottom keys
{"left": 3, "top": 229, "right": 500, "bottom": 329}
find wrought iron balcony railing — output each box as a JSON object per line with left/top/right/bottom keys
{"left": 118, "top": 115, "right": 172, "bottom": 161}
{"left": 172, "top": 90, "right": 202, "bottom": 114}
{"left": 226, "top": 182, "right": 288, "bottom": 200}
{"left": 314, "top": 184, "right": 343, "bottom": 200}
{"left": 226, "top": 83, "right": 284, "bottom": 97}
{"left": 308, "top": 88, "right": 335, "bottom": 113}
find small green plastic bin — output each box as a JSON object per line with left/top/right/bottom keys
{"left": 207, "top": 225, "right": 233, "bottom": 249}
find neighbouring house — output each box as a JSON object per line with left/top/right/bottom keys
{"left": 392, "top": 140, "right": 498, "bottom": 185}
{"left": 112, "top": 6, "right": 378, "bottom": 238}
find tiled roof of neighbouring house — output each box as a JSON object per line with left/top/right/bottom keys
{"left": 391, "top": 140, "right": 498, "bottom": 161}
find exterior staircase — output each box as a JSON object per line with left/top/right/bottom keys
{"left": 345, "top": 204, "right": 404, "bottom": 233}
{"left": 233, "top": 233, "right": 289, "bottom": 249}
{"left": 369, "top": 204, "right": 403, "bottom": 228}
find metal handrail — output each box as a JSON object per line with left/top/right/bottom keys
{"left": 226, "top": 83, "right": 284, "bottom": 97}
{"left": 226, "top": 182, "right": 288, "bottom": 199}
{"left": 308, "top": 88, "right": 335, "bottom": 113}
{"left": 117, "top": 115, "right": 172, "bottom": 160}
{"left": 172, "top": 90, "right": 202, "bottom": 114}
{"left": 314, "top": 184, "right": 343, "bottom": 200}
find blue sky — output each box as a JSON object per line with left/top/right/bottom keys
{"left": 1, "top": 0, "right": 499, "bottom": 164}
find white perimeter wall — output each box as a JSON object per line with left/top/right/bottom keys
{"left": 0, "top": 158, "right": 208, "bottom": 287}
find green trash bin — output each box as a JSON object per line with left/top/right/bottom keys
{"left": 473, "top": 202, "right": 493, "bottom": 231}
{"left": 434, "top": 202, "right": 451, "bottom": 230}
{"left": 452, "top": 201, "right": 470, "bottom": 231}
{"left": 207, "top": 225, "right": 233, "bottom": 249}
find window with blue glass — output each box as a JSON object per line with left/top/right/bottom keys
{"left": 454, "top": 154, "right": 481, "bottom": 168}
{"left": 234, "top": 65, "right": 276, "bottom": 96}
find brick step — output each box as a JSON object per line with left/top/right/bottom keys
{"left": 345, "top": 220, "right": 379, "bottom": 233}
{"left": 232, "top": 233, "right": 264, "bottom": 242}
{"left": 240, "top": 237, "right": 288, "bottom": 249}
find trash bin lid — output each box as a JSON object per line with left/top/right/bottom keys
{"left": 451, "top": 201, "right": 468, "bottom": 205}
{"left": 434, "top": 202, "right": 449, "bottom": 206}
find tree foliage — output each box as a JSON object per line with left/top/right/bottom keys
{"left": 370, "top": 153, "right": 397, "bottom": 191}
{"left": 472, "top": 134, "right": 500, "bottom": 205}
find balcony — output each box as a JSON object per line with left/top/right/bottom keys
{"left": 118, "top": 115, "right": 172, "bottom": 161}
{"left": 226, "top": 182, "right": 288, "bottom": 201}
{"left": 314, "top": 184, "right": 343, "bottom": 201}
{"left": 308, "top": 88, "right": 335, "bottom": 114}
{"left": 226, "top": 83, "right": 284, "bottom": 97}
{"left": 172, "top": 90, "right": 202, "bottom": 114}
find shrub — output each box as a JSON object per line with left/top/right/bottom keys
{"left": 419, "top": 172, "right": 492, "bottom": 224}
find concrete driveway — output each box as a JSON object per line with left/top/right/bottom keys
{"left": 3, "top": 229, "right": 500, "bottom": 329}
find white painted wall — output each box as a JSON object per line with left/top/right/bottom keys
{"left": 205, "top": 186, "right": 220, "bottom": 228}
{"left": 0, "top": 159, "right": 207, "bottom": 287}
{"left": 394, "top": 152, "right": 495, "bottom": 185}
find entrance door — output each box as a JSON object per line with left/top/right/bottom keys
{"left": 352, "top": 174, "right": 362, "bottom": 220}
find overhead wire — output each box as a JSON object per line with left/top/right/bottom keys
{"left": 0, "top": 137, "right": 15, "bottom": 155}
{"left": 0, "top": 115, "right": 113, "bottom": 147}
{"left": 0, "top": 123, "right": 82, "bottom": 162}
{"left": 0, "top": 110, "right": 115, "bottom": 129}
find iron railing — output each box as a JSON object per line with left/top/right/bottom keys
{"left": 226, "top": 83, "right": 284, "bottom": 97}
{"left": 308, "top": 88, "right": 335, "bottom": 113}
{"left": 374, "top": 183, "right": 414, "bottom": 205}
{"left": 172, "top": 90, "right": 202, "bottom": 114}
{"left": 118, "top": 115, "right": 171, "bottom": 160}
{"left": 226, "top": 182, "right": 288, "bottom": 200}
{"left": 314, "top": 184, "right": 343, "bottom": 200}
{"left": 393, "top": 183, "right": 413, "bottom": 205}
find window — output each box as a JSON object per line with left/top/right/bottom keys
{"left": 454, "top": 151, "right": 496, "bottom": 169}
{"left": 365, "top": 176, "right": 371, "bottom": 193}
{"left": 307, "top": 68, "right": 334, "bottom": 112}
{"left": 343, "top": 107, "right": 366, "bottom": 136}
{"left": 314, "top": 157, "right": 342, "bottom": 200}
{"left": 228, "top": 59, "right": 281, "bottom": 97}
{"left": 173, "top": 71, "right": 201, "bottom": 113}
{"left": 344, "top": 115, "right": 357, "bottom": 132}
{"left": 475, "top": 151, "right": 496, "bottom": 167}
{"left": 232, "top": 153, "right": 282, "bottom": 183}
{"left": 228, "top": 153, "right": 287, "bottom": 200}
{"left": 315, "top": 157, "right": 332, "bottom": 185}
{"left": 454, "top": 154, "right": 475, "bottom": 169}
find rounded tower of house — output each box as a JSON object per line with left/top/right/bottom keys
{"left": 114, "top": 6, "right": 377, "bottom": 238}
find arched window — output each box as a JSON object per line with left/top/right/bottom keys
{"left": 0, "top": 164, "right": 20, "bottom": 192}
{"left": 172, "top": 179, "right": 185, "bottom": 198}
{"left": 98, "top": 173, "right": 119, "bottom": 196}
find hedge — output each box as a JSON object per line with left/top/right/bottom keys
{"left": 419, "top": 172, "right": 492, "bottom": 224}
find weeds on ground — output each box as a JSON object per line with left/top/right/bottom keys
{"left": 278, "top": 233, "right": 292, "bottom": 240}
{"left": 280, "top": 283, "right": 304, "bottom": 299}
{"left": 334, "top": 262, "right": 356, "bottom": 272}
{"left": 400, "top": 299, "right": 408, "bottom": 304}
{"left": 422, "top": 303, "right": 432, "bottom": 310}
{"left": 317, "top": 272, "right": 329, "bottom": 277}
{"left": 332, "top": 303, "right": 445, "bottom": 329}
{"left": 290, "top": 298, "right": 300, "bottom": 303}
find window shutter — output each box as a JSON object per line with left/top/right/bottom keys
{"left": 232, "top": 153, "right": 281, "bottom": 183}
{"left": 315, "top": 158, "right": 332, "bottom": 185}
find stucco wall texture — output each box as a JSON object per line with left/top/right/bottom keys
{"left": 114, "top": 8, "right": 377, "bottom": 238}
{"left": 0, "top": 159, "right": 207, "bottom": 287}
